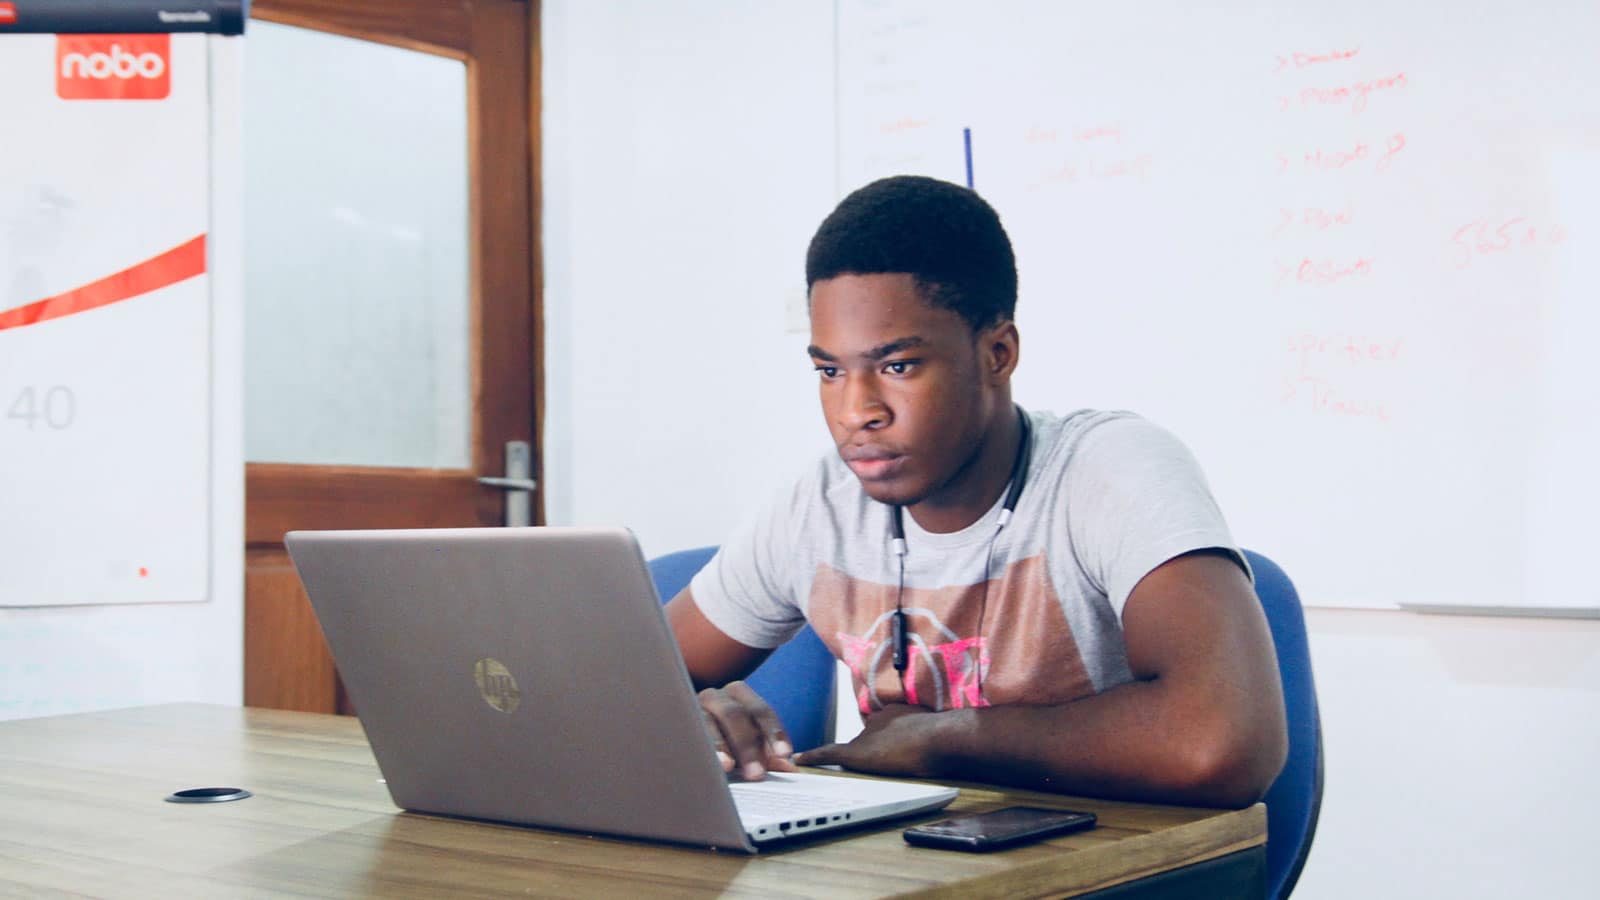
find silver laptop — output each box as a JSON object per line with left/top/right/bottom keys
{"left": 284, "top": 526, "right": 957, "bottom": 852}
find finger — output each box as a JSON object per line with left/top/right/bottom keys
{"left": 724, "top": 681, "right": 794, "bottom": 760}
{"left": 792, "top": 742, "right": 846, "bottom": 769}
{"left": 698, "top": 706, "right": 734, "bottom": 772}
{"left": 698, "top": 686, "right": 769, "bottom": 780}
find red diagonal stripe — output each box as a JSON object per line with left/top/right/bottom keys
{"left": 0, "top": 234, "right": 207, "bottom": 332}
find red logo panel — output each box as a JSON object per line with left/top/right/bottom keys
{"left": 56, "top": 34, "right": 171, "bottom": 100}
{"left": 0, "top": 4, "right": 18, "bottom": 26}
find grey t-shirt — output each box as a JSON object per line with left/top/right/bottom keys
{"left": 690, "top": 409, "right": 1245, "bottom": 716}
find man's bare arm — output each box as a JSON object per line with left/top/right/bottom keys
{"left": 665, "top": 588, "right": 769, "bottom": 690}
{"left": 795, "top": 551, "right": 1289, "bottom": 808}
{"left": 664, "top": 588, "right": 796, "bottom": 779}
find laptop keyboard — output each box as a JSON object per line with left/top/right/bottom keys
{"left": 730, "top": 785, "right": 839, "bottom": 817}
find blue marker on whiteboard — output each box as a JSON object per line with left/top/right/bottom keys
{"left": 963, "top": 127, "right": 974, "bottom": 189}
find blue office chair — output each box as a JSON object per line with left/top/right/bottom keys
{"left": 1242, "top": 549, "right": 1324, "bottom": 899}
{"left": 647, "top": 546, "right": 836, "bottom": 752}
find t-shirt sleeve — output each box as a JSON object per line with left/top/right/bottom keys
{"left": 687, "top": 479, "right": 810, "bottom": 650}
{"left": 1064, "top": 416, "right": 1249, "bottom": 619}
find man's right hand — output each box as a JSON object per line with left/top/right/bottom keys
{"left": 664, "top": 588, "right": 795, "bottom": 779}
{"left": 697, "top": 680, "right": 797, "bottom": 781}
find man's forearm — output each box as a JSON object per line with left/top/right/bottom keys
{"left": 919, "top": 676, "right": 1285, "bottom": 808}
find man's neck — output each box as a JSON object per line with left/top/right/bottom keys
{"left": 905, "top": 404, "right": 1024, "bottom": 535}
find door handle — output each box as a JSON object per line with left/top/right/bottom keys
{"left": 477, "top": 440, "right": 536, "bottom": 526}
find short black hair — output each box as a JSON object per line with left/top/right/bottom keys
{"left": 805, "top": 175, "right": 1018, "bottom": 332}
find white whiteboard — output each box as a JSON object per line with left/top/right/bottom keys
{"left": 0, "top": 34, "right": 212, "bottom": 607}
{"left": 837, "top": 0, "right": 1600, "bottom": 612}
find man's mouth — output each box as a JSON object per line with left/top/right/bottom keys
{"left": 841, "top": 447, "right": 905, "bottom": 481}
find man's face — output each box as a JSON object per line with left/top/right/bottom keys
{"left": 807, "top": 273, "right": 999, "bottom": 508}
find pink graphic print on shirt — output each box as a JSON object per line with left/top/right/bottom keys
{"left": 808, "top": 555, "right": 1095, "bottom": 715}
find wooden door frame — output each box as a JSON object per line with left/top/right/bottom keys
{"left": 243, "top": 0, "right": 542, "bottom": 712}
{"left": 246, "top": 0, "right": 541, "bottom": 536}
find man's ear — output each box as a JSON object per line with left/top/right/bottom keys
{"left": 981, "top": 320, "right": 1020, "bottom": 383}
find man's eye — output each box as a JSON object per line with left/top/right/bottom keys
{"left": 815, "top": 366, "right": 839, "bottom": 378}
{"left": 885, "top": 361, "right": 914, "bottom": 375}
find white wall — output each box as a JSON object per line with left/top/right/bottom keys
{"left": 0, "top": 40, "right": 243, "bottom": 720}
{"left": 540, "top": 0, "right": 837, "bottom": 555}
{"left": 1298, "top": 608, "right": 1598, "bottom": 899}
{"left": 542, "top": 3, "right": 1600, "bottom": 897}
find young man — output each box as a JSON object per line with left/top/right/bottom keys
{"left": 665, "top": 175, "right": 1286, "bottom": 808}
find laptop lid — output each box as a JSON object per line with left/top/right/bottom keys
{"left": 284, "top": 526, "right": 954, "bottom": 852}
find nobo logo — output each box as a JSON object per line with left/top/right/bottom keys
{"left": 473, "top": 658, "right": 522, "bottom": 714}
{"left": 56, "top": 35, "right": 171, "bottom": 101}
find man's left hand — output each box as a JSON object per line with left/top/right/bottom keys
{"left": 792, "top": 703, "right": 943, "bottom": 777}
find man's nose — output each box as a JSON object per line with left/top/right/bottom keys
{"left": 839, "top": 374, "right": 889, "bottom": 431}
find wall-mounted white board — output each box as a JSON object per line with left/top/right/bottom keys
{"left": 0, "top": 34, "right": 212, "bottom": 607}
{"left": 837, "top": 0, "right": 1600, "bottom": 612}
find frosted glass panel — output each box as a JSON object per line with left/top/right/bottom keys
{"left": 243, "top": 21, "right": 469, "bottom": 468}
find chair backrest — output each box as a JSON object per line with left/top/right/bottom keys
{"left": 1242, "top": 549, "right": 1324, "bottom": 900}
{"left": 647, "top": 546, "right": 836, "bottom": 752}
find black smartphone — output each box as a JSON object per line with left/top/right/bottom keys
{"left": 903, "top": 805, "right": 1097, "bottom": 852}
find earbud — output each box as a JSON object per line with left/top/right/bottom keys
{"left": 891, "top": 609, "right": 909, "bottom": 672}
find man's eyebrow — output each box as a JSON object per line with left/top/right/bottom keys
{"left": 807, "top": 336, "right": 928, "bottom": 364}
{"left": 864, "top": 336, "right": 928, "bottom": 361}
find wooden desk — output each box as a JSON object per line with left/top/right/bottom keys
{"left": 0, "top": 705, "right": 1264, "bottom": 898}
